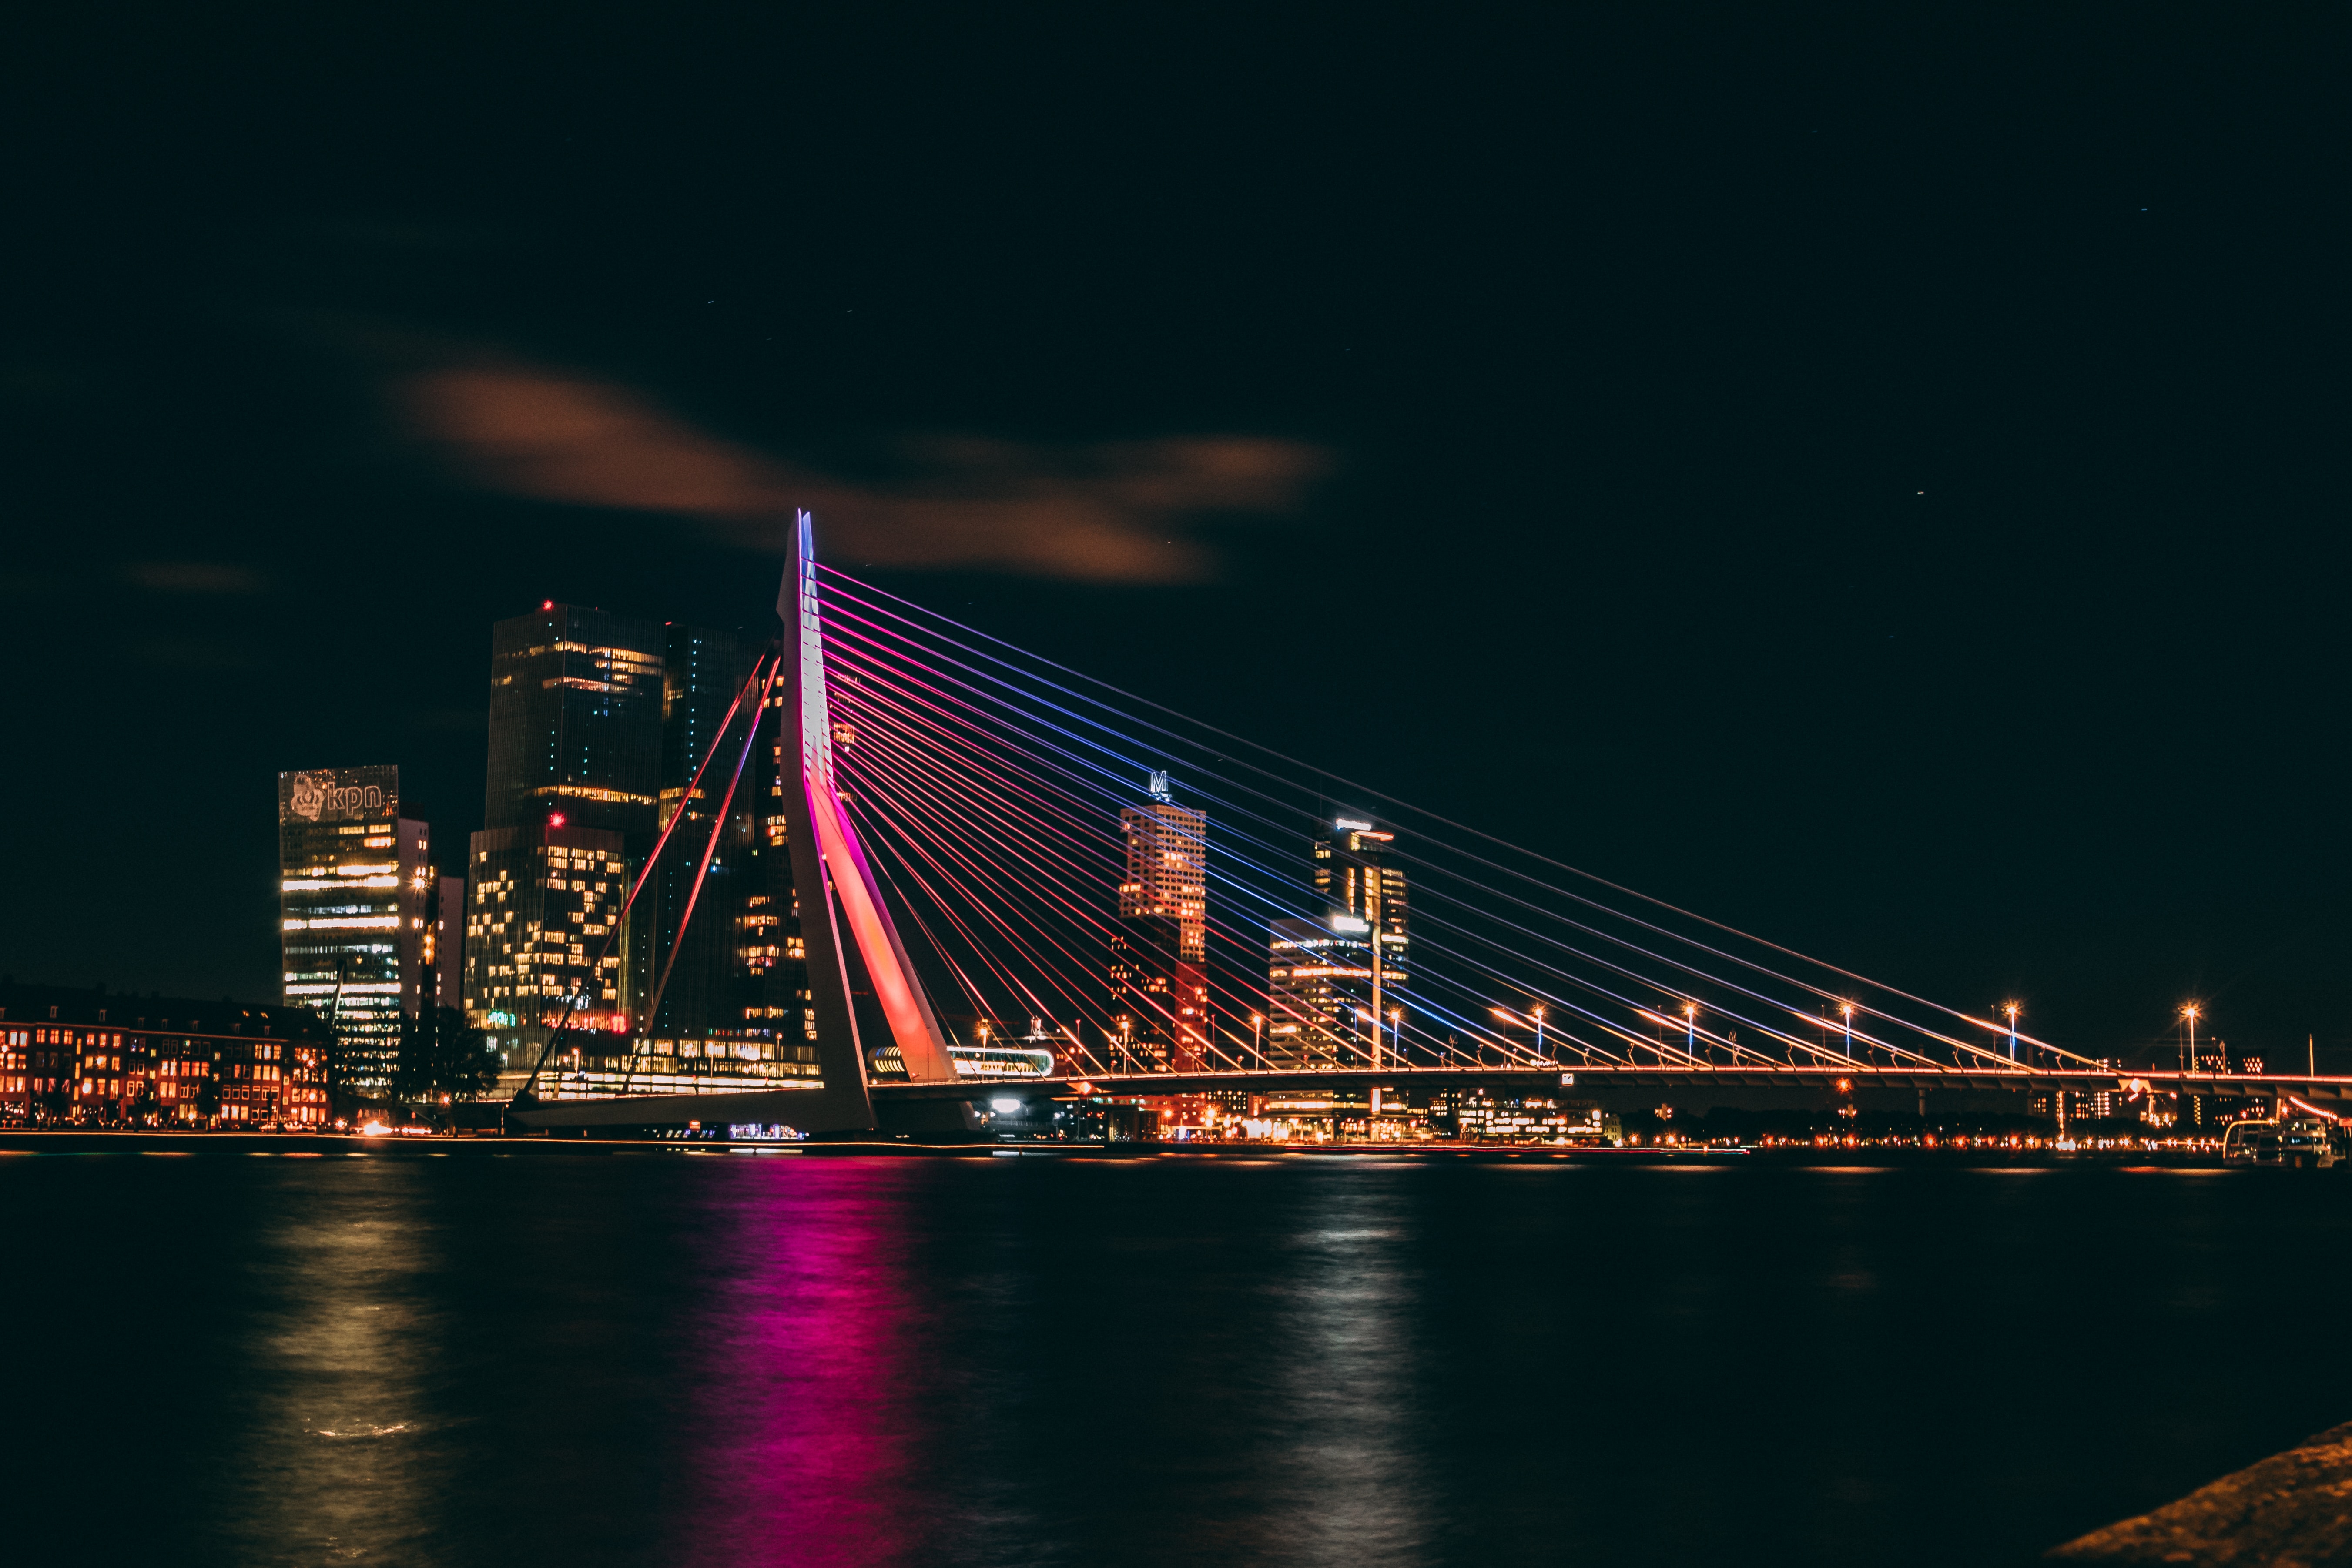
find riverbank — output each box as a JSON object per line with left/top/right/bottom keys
{"left": 0, "top": 1127, "right": 2274, "bottom": 1166}
{"left": 2050, "top": 1419, "right": 2352, "bottom": 1563}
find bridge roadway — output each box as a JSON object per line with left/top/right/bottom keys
{"left": 877, "top": 1065, "right": 2352, "bottom": 1105}
{"left": 513, "top": 1065, "right": 2352, "bottom": 1129}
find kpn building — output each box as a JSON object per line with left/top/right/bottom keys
{"left": 278, "top": 765, "right": 436, "bottom": 1096}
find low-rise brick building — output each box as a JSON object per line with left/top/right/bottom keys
{"left": 0, "top": 981, "right": 332, "bottom": 1127}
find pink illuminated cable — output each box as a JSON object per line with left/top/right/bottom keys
{"left": 838, "top": 669, "right": 1294, "bottom": 1049}
{"left": 841, "top": 708, "right": 1128, "bottom": 903}
{"left": 834, "top": 620, "right": 2042, "bottom": 1076}
{"left": 839, "top": 610, "right": 1924, "bottom": 1080}
{"left": 842, "top": 667, "right": 1411, "bottom": 1071}
{"left": 858, "top": 820, "right": 1129, "bottom": 1055}
{"left": 843, "top": 756, "right": 1145, "bottom": 1021}
{"left": 847, "top": 665, "right": 1736, "bottom": 1069}
{"left": 624, "top": 651, "right": 783, "bottom": 1088}
{"left": 516, "top": 648, "right": 775, "bottom": 1100}
{"left": 840, "top": 715, "right": 1127, "bottom": 930}
{"left": 843, "top": 746, "right": 1223, "bottom": 1061}
{"left": 838, "top": 747, "right": 1131, "bottom": 1004}
{"left": 833, "top": 647, "right": 1319, "bottom": 965}
{"left": 819, "top": 567, "right": 2094, "bottom": 1066}
{"left": 854, "top": 831, "right": 1118, "bottom": 1050}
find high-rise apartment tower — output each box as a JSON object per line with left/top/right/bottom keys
{"left": 1110, "top": 773, "right": 1209, "bottom": 1071}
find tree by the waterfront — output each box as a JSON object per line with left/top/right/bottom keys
{"left": 393, "top": 1006, "right": 497, "bottom": 1107}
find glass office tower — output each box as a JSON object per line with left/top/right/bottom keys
{"left": 470, "top": 603, "right": 665, "bottom": 1081}
{"left": 1262, "top": 816, "right": 1411, "bottom": 1069}
{"left": 483, "top": 604, "right": 666, "bottom": 836}
{"left": 278, "top": 765, "right": 431, "bottom": 1097}
{"left": 463, "top": 823, "right": 632, "bottom": 1081}
{"left": 1265, "top": 914, "right": 1386, "bottom": 1069}
{"left": 1313, "top": 814, "right": 1409, "bottom": 961}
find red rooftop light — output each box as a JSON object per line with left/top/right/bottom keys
{"left": 541, "top": 600, "right": 554, "bottom": 610}
{"left": 548, "top": 812, "right": 567, "bottom": 828}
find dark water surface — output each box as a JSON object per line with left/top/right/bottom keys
{"left": 7, "top": 1149, "right": 2346, "bottom": 1567}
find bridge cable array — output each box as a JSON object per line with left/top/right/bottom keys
{"left": 815, "top": 564, "right": 2100, "bottom": 1079}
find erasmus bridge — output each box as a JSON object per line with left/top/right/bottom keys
{"left": 511, "top": 516, "right": 2352, "bottom": 1135}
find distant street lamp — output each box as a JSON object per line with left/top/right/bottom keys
{"left": 1532, "top": 1004, "right": 1547, "bottom": 1062}
{"left": 1682, "top": 1002, "right": 1700, "bottom": 1066}
{"left": 1840, "top": 1002, "right": 1856, "bottom": 1062}
{"left": 2004, "top": 1002, "right": 2021, "bottom": 1065}
{"left": 2181, "top": 1003, "right": 2200, "bottom": 1074}
{"left": 1250, "top": 1012, "right": 1265, "bottom": 1072}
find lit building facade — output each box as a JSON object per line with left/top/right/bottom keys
{"left": 1452, "top": 1091, "right": 1609, "bottom": 1143}
{"left": 1111, "top": 775, "right": 1209, "bottom": 1071}
{"left": 484, "top": 604, "right": 666, "bottom": 837}
{"left": 481, "top": 602, "right": 666, "bottom": 1021}
{"left": 1265, "top": 915, "right": 1375, "bottom": 1068}
{"left": 463, "top": 824, "right": 633, "bottom": 1082}
{"left": 1121, "top": 774, "right": 1207, "bottom": 960}
{"left": 1316, "top": 812, "right": 1408, "bottom": 971}
{"left": 278, "top": 766, "right": 432, "bottom": 1097}
{"left": 1263, "top": 815, "right": 1412, "bottom": 1071}
{"left": 464, "top": 604, "right": 826, "bottom": 1099}
{"left": 470, "top": 603, "right": 664, "bottom": 1083}
{"left": 0, "top": 982, "right": 330, "bottom": 1126}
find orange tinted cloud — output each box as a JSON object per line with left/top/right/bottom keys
{"left": 402, "top": 365, "right": 1327, "bottom": 581}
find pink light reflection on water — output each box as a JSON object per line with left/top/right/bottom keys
{"left": 673, "top": 1159, "right": 941, "bottom": 1568}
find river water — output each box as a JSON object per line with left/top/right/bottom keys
{"left": 7, "top": 1149, "right": 2346, "bottom": 1567}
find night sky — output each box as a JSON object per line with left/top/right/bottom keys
{"left": 6, "top": 7, "right": 2345, "bottom": 1069}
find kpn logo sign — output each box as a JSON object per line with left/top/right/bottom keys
{"left": 280, "top": 766, "right": 399, "bottom": 824}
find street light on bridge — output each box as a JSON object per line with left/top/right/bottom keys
{"left": 2004, "top": 1002, "right": 2021, "bottom": 1064}
{"left": 2181, "top": 1003, "right": 2201, "bottom": 1074}
{"left": 1490, "top": 1006, "right": 1548, "bottom": 1067}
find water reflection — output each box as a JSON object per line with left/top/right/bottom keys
{"left": 1259, "top": 1186, "right": 1431, "bottom": 1567}
{"left": 217, "top": 1159, "right": 446, "bottom": 1566}
{"left": 668, "top": 1160, "right": 931, "bottom": 1567}
{"left": 20, "top": 1153, "right": 2352, "bottom": 1568}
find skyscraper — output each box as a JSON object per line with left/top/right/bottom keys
{"left": 278, "top": 766, "right": 432, "bottom": 1097}
{"left": 1264, "top": 914, "right": 1373, "bottom": 1069}
{"left": 1111, "top": 773, "right": 1209, "bottom": 1071}
{"left": 482, "top": 604, "right": 666, "bottom": 836}
{"left": 469, "top": 603, "right": 665, "bottom": 1080}
{"left": 636, "top": 621, "right": 818, "bottom": 1085}
{"left": 1263, "top": 814, "right": 1410, "bottom": 1068}
{"left": 647, "top": 622, "right": 763, "bottom": 1042}
{"left": 1314, "top": 814, "right": 1408, "bottom": 959}
{"left": 1120, "top": 772, "right": 1207, "bottom": 960}
{"left": 462, "top": 823, "right": 633, "bottom": 1081}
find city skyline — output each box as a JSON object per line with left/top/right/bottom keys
{"left": 8, "top": 10, "right": 2348, "bottom": 1568}
{"left": 7, "top": 9, "right": 2346, "bottom": 1074}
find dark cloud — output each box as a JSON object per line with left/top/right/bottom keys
{"left": 127, "top": 561, "right": 266, "bottom": 594}
{"left": 123, "top": 636, "right": 258, "bottom": 670}
{"left": 398, "top": 362, "right": 1330, "bottom": 582}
